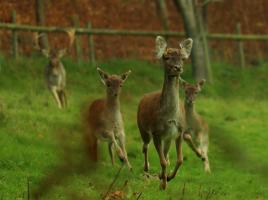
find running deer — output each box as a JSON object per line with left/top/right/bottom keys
{"left": 181, "top": 79, "right": 211, "bottom": 173}
{"left": 84, "top": 67, "right": 132, "bottom": 170}
{"left": 137, "top": 36, "right": 205, "bottom": 189}
{"left": 33, "top": 29, "right": 75, "bottom": 109}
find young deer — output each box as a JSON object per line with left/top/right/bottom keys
{"left": 34, "top": 29, "right": 75, "bottom": 109}
{"left": 137, "top": 36, "right": 204, "bottom": 189}
{"left": 84, "top": 67, "right": 132, "bottom": 170}
{"left": 182, "top": 79, "right": 211, "bottom": 173}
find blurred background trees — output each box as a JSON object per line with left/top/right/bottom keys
{"left": 0, "top": 0, "right": 268, "bottom": 81}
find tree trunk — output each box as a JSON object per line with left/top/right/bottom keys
{"left": 173, "top": 0, "right": 209, "bottom": 81}
{"left": 35, "top": 0, "right": 48, "bottom": 49}
{"left": 154, "top": 0, "right": 169, "bottom": 31}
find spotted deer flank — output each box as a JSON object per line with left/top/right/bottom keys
{"left": 84, "top": 67, "right": 132, "bottom": 170}
{"left": 181, "top": 79, "right": 211, "bottom": 173}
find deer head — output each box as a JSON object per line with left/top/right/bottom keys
{"left": 182, "top": 79, "right": 206, "bottom": 104}
{"left": 155, "top": 36, "right": 193, "bottom": 77}
{"left": 33, "top": 29, "right": 75, "bottom": 67}
{"left": 97, "top": 67, "right": 131, "bottom": 98}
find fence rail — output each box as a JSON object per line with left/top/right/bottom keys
{"left": 1, "top": 22, "right": 268, "bottom": 68}
{"left": 1, "top": 22, "right": 268, "bottom": 40}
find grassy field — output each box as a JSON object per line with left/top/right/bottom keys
{"left": 0, "top": 56, "right": 268, "bottom": 199}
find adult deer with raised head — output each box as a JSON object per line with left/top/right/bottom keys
{"left": 137, "top": 36, "right": 205, "bottom": 189}
{"left": 181, "top": 79, "right": 211, "bottom": 173}
{"left": 84, "top": 67, "right": 132, "bottom": 170}
{"left": 33, "top": 29, "right": 75, "bottom": 109}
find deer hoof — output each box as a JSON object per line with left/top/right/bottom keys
{"left": 128, "top": 166, "right": 133, "bottom": 172}
{"left": 144, "top": 162, "right": 149, "bottom": 172}
{"left": 160, "top": 180, "right": 167, "bottom": 190}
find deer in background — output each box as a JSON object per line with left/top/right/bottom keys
{"left": 137, "top": 36, "right": 205, "bottom": 189}
{"left": 84, "top": 67, "right": 132, "bottom": 170}
{"left": 181, "top": 79, "right": 211, "bottom": 173}
{"left": 33, "top": 29, "right": 75, "bottom": 109}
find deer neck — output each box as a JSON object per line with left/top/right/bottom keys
{"left": 49, "top": 60, "right": 62, "bottom": 69}
{"left": 106, "top": 93, "right": 120, "bottom": 113}
{"left": 160, "top": 70, "right": 180, "bottom": 114}
{"left": 184, "top": 101, "right": 196, "bottom": 124}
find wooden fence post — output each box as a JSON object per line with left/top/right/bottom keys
{"left": 236, "top": 23, "right": 246, "bottom": 69}
{"left": 196, "top": 6, "right": 213, "bottom": 83}
{"left": 87, "top": 22, "right": 96, "bottom": 67}
{"left": 72, "top": 15, "right": 82, "bottom": 62}
{"left": 12, "top": 10, "right": 18, "bottom": 58}
{"left": 35, "top": 0, "right": 49, "bottom": 49}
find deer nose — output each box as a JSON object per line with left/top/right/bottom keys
{"left": 174, "top": 65, "right": 182, "bottom": 72}
{"left": 187, "top": 97, "right": 193, "bottom": 103}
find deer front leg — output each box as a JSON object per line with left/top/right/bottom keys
{"left": 110, "top": 134, "right": 124, "bottom": 162}
{"left": 153, "top": 136, "right": 167, "bottom": 190}
{"left": 108, "top": 142, "right": 115, "bottom": 165}
{"left": 163, "top": 139, "right": 171, "bottom": 166}
{"left": 117, "top": 132, "right": 132, "bottom": 171}
{"left": 58, "top": 90, "right": 67, "bottom": 108}
{"left": 167, "top": 134, "right": 183, "bottom": 182}
{"left": 50, "top": 87, "right": 62, "bottom": 109}
{"left": 183, "top": 131, "right": 206, "bottom": 161}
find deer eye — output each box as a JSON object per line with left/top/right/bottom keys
{"left": 163, "top": 54, "right": 169, "bottom": 60}
{"left": 107, "top": 83, "right": 111, "bottom": 87}
{"left": 119, "top": 84, "right": 122, "bottom": 87}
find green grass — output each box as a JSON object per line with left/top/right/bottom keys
{"left": 0, "top": 56, "right": 268, "bottom": 199}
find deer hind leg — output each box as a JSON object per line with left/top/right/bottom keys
{"left": 167, "top": 134, "right": 183, "bottom": 182}
{"left": 183, "top": 131, "right": 205, "bottom": 161}
{"left": 108, "top": 142, "right": 115, "bottom": 165}
{"left": 153, "top": 135, "right": 167, "bottom": 190}
{"left": 51, "top": 88, "right": 62, "bottom": 109}
{"left": 84, "top": 130, "right": 98, "bottom": 162}
{"left": 200, "top": 133, "right": 211, "bottom": 173}
{"left": 140, "top": 130, "right": 151, "bottom": 172}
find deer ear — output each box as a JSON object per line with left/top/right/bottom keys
{"left": 121, "top": 70, "right": 131, "bottom": 82}
{"left": 41, "top": 49, "right": 50, "bottom": 58}
{"left": 155, "top": 36, "right": 167, "bottom": 59}
{"left": 58, "top": 49, "right": 67, "bottom": 58}
{"left": 198, "top": 79, "right": 206, "bottom": 87}
{"left": 97, "top": 67, "right": 109, "bottom": 85}
{"left": 182, "top": 82, "right": 187, "bottom": 90}
{"left": 196, "top": 79, "right": 206, "bottom": 91}
{"left": 179, "top": 38, "right": 193, "bottom": 60}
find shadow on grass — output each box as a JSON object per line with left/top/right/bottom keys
{"left": 211, "top": 125, "right": 268, "bottom": 180}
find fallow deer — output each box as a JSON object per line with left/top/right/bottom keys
{"left": 84, "top": 67, "right": 132, "bottom": 170}
{"left": 181, "top": 79, "right": 211, "bottom": 173}
{"left": 137, "top": 36, "right": 205, "bottom": 189}
{"left": 33, "top": 29, "right": 75, "bottom": 109}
